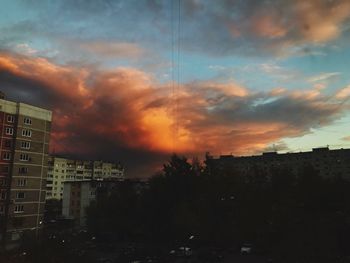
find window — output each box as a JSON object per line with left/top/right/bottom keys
{"left": 14, "top": 205, "right": 24, "bottom": 213}
{"left": 5, "top": 127, "right": 13, "bottom": 135}
{"left": 7, "top": 115, "right": 14, "bottom": 123}
{"left": 0, "top": 191, "right": 6, "bottom": 200}
{"left": 3, "top": 152, "right": 11, "bottom": 160}
{"left": 4, "top": 140, "right": 12, "bottom": 148}
{"left": 0, "top": 205, "right": 4, "bottom": 214}
{"left": 23, "top": 117, "right": 32, "bottom": 125}
{"left": 21, "top": 129, "right": 32, "bottom": 137}
{"left": 2, "top": 166, "right": 9, "bottom": 173}
{"left": 17, "top": 179, "right": 26, "bottom": 187}
{"left": 16, "top": 192, "right": 25, "bottom": 199}
{"left": 20, "top": 141, "right": 31, "bottom": 149}
{"left": 18, "top": 167, "right": 28, "bottom": 174}
{"left": 0, "top": 179, "right": 6, "bottom": 186}
{"left": 19, "top": 153, "right": 30, "bottom": 161}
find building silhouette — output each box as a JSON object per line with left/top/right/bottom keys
{"left": 207, "top": 147, "right": 350, "bottom": 179}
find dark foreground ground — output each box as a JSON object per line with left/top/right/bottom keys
{"left": 1, "top": 235, "right": 350, "bottom": 263}
{"left": 1, "top": 228, "right": 350, "bottom": 263}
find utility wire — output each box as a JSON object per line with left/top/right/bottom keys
{"left": 171, "top": 0, "right": 181, "bottom": 153}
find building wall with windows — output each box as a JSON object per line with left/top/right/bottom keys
{"left": 0, "top": 97, "right": 52, "bottom": 244}
{"left": 207, "top": 147, "right": 350, "bottom": 179}
{"left": 46, "top": 157, "right": 124, "bottom": 200}
{"left": 62, "top": 180, "right": 96, "bottom": 226}
{"left": 62, "top": 179, "right": 147, "bottom": 227}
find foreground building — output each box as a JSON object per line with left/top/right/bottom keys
{"left": 62, "top": 179, "right": 147, "bottom": 226}
{"left": 207, "top": 147, "right": 350, "bottom": 179}
{"left": 46, "top": 157, "right": 124, "bottom": 200}
{"left": 0, "top": 94, "right": 52, "bottom": 244}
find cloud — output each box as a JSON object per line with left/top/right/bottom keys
{"left": 0, "top": 52, "right": 349, "bottom": 176}
{"left": 308, "top": 72, "right": 341, "bottom": 83}
{"left": 262, "top": 142, "right": 290, "bottom": 153}
{"left": 297, "top": 0, "right": 350, "bottom": 43}
{"left": 342, "top": 136, "right": 350, "bottom": 141}
{"left": 14, "top": 43, "right": 38, "bottom": 55}
{"left": 4, "top": 0, "right": 350, "bottom": 59}
{"left": 251, "top": 13, "right": 288, "bottom": 39}
{"left": 336, "top": 85, "right": 350, "bottom": 99}
{"left": 69, "top": 40, "right": 145, "bottom": 59}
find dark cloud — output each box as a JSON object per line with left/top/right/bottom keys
{"left": 6, "top": 0, "right": 349, "bottom": 59}
{"left": 0, "top": 52, "right": 349, "bottom": 176}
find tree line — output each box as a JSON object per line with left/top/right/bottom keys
{"left": 86, "top": 154, "right": 350, "bottom": 261}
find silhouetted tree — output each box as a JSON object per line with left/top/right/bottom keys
{"left": 85, "top": 153, "right": 350, "bottom": 261}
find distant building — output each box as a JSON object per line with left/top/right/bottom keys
{"left": 46, "top": 157, "right": 124, "bottom": 200}
{"left": 62, "top": 180, "right": 96, "bottom": 227}
{"left": 0, "top": 96, "right": 52, "bottom": 244}
{"left": 62, "top": 179, "right": 147, "bottom": 226}
{"left": 207, "top": 147, "right": 350, "bottom": 179}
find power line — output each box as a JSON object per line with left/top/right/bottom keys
{"left": 176, "top": 0, "right": 181, "bottom": 147}
{"left": 171, "top": 0, "right": 175, "bottom": 153}
{"left": 171, "top": 0, "right": 181, "bottom": 154}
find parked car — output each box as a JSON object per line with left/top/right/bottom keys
{"left": 240, "top": 243, "right": 253, "bottom": 255}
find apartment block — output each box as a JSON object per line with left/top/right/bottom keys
{"left": 207, "top": 147, "right": 350, "bottom": 179}
{"left": 0, "top": 95, "right": 52, "bottom": 244}
{"left": 62, "top": 179, "right": 147, "bottom": 226}
{"left": 46, "top": 157, "right": 124, "bottom": 200}
{"left": 62, "top": 180, "right": 96, "bottom": 227}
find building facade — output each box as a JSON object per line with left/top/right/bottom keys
{"left": 0, "top": 96, "right": 52, "bottom": 244}
{"left": 46, "top": 157, "right": 124, "bottom": 200}
{"left": 62, "top": 180, "right": 96, "bottom": 227}
{"left": 207, "top": 147, "right": 350, "bottom": 179}
{"left": 62, "top": 179, "right": 147, "bottom": 227}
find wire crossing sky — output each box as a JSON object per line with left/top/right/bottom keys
{"left": 1, "top": 0, "right": 350, "bottom": 176}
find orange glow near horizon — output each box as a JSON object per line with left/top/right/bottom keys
{"left": 1, "top": 52, "right": 349, "bottom": 160}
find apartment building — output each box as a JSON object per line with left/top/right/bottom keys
{"left": 46, "top": 157, "right": 124, "bottom": 200}
{"left": 62, "top": 179, "right": 147, "bottom": 226}
{"left": 0, "top": 95, "right": 52, "bottom": 244}
{"left": 62, "top": 180, "right": 95, "bottom": 226}
{"left": 207, "top": 147, "right": 350, "bottom": 179}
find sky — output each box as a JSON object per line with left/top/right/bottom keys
{"left": 1, "top": 0, "right": 350, "bottom": 177}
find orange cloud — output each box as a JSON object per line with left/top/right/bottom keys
{"left": 0, "top": 52, "right": 348, "bottom": 175}
{"left": 296, "top": 0, "right": 350, "bottom": 43}
{"left": 252, "top": 14, "right": 288, "bottom": 39}
{"left": 336, "top": 85, "right": 350, "bottom": 99}
{"left": 78, "top": 41, "right": 145, "bottom": 58}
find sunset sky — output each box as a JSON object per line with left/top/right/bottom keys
{"left": 1, "top": 0, "right": 350, "bottom": 177}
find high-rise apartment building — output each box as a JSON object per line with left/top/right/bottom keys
{"left": 46, "top": 156, "right": 124, "bottom": 200}
{"left": 0, "top": 95, "right": 52, "bottom": 244}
